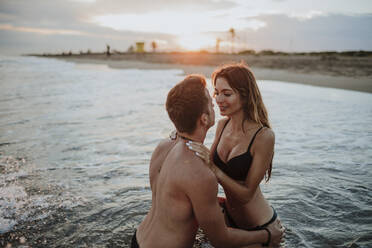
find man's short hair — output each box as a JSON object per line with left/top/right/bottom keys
{"left": 166, "top": 75, "right": 208, "bottom": 134}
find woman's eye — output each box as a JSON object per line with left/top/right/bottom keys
{"left": 224, "top": 94, "right": 231, "bottom": 97}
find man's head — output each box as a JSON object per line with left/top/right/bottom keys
{"left": 166, "top": 75, "right": 214, "bottom": 134}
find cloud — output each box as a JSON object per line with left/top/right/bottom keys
{"left": 236, "top": 13, "right": 372, "bottom": 52}
{"left": 0, "top": 0, "right": 371, "bottom": 54}
{"left": 0, "top": 23, "right": 180, "bottom": 54}
{"left": 230, "top": 0, "right": 372, "bottom": 18}
{"left": 91, "top": 10, "right": 257, "bottom": 35}
{"left": 0, "top": 0, "right": 236, "bottom": 23}
{"left": 88, "top": 0, "right": 237, "bottom": 14}
{"left": 0, "top": 24, "right": 86, "bottom": 35}
{"left": 0, "top": 0, "right": 236, "bottom": 47}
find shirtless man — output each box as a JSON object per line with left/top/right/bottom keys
{"left": 131, "top": 75, "right": 284, "bottom": 248}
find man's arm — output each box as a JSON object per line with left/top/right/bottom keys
{"left": 185, "top": 163, "right": 269, "bottom": 248}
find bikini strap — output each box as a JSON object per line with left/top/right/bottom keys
{"left": 247, "top": 126, "right": 265, "bottom": 152}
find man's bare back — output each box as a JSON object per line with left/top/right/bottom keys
{"left": 136, "top": 137, "right": 214, "bottom": 248}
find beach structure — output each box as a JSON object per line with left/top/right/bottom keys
{"left": 136, "top": 42, "right": 145, "bottom": 53}
{"left": 151, "top": 41, "right": 157, "bottom": 53}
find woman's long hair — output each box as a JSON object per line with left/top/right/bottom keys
{"left": 212, "top": 62, "right": 273, "bottom": 181}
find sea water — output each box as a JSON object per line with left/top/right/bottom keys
{"left": 0, "top": 56, "right": 371, "bottom": 247}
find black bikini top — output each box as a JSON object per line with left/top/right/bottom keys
{"left": 213, "top": 119, "right": 264, "bottom": 181}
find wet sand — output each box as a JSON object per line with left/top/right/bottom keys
{"left": 41, "top": 53, "right": 372, "bottom": 93}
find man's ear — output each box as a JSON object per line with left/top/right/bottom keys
{"left": 200, "top": 113, "right": 209, "bottom": 126}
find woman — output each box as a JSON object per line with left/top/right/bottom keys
{"left": 187, "top": 63, "right": 281, "bottom": 246}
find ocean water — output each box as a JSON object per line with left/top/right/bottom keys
{"left": 0, "top": 56, "right": 371, "bottom": 247}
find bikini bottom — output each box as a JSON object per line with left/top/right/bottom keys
{"left": 130, "top": 230, "right": 140, "bottom": 248}
{"left": 218, "top": 197, "right": 277, "bottom": 230}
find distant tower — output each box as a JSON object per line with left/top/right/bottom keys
{"left": 136, "top": 42, "right": 145, "bottom": 53}
{"left": 229, "top": 28, "right": 235, "bottom": 54}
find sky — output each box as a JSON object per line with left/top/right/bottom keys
{"left": 0, "top": 0, "right": 372, "bottom": 55}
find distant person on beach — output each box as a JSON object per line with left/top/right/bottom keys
{"left": 131, "top": 75, "right": 284, "bottom": 248}
{"left": 187, "top": 63, "right": 282, "bottom": 241}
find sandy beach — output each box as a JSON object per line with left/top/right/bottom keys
{"left": 40, "top": 53, "right": 372, "bottom": 93}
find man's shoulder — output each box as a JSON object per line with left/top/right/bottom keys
{"left": 156, "top": 141, "right": 216, "bottom": 185}
{"left": 153, "top": 137, "right": 175, "bottom": 153}
{"left": 158, "top": 137, "right": 175, "bottom": 148}
{"left": 180, "top": 151, "right": 217, "bottom": 185}
{"left": 150, "top": 137, "right": 177, "bottom": 165}
{"left": 179, "top": 152, "right": 219, "bottom": 201}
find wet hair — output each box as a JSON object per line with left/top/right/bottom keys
{"left": 166, "top": 75, "right": 209, "bottom": 134}
{"left": 212, "top": 63, "right": 272, "bottom": 181}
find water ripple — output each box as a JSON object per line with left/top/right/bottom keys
{"left": 1, "top": 56, "right": 372, "bottom": 247}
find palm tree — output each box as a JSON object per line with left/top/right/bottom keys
{"left": 216, "top": 38, "right": 221, "bottom": 54}
{"left": 229, "top": 28, "right": 235, "bottom": 54}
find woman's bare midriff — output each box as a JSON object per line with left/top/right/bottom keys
{"left": 225, "top": 184, "right": 274, "bottom": 230}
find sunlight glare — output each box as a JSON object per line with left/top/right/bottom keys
{"left": 92, "top": 10, "right": 266, "bottom": 51}
{"left": 177, "top": 34, "right": 215, "bottom": 51}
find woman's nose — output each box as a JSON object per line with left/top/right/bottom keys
{"left": 215, "top": 94, "right": 223, "bottom": 103}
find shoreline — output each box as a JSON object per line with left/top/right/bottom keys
{"left": 39, "top": 54, "right": 372, "bottom": 93}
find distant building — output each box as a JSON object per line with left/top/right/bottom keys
{"left": 136, "top": 42, "right": 145, "bottom": 53}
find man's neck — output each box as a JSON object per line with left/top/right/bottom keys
{"left": 178, "top": 128, "right": 206, "bottom": 143}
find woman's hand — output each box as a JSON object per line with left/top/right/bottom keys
{"left": 186, "top": 141, "right": 221, "bottom": 178}
{"left": 186, "top": 141, "right": 211, "bottom": 166}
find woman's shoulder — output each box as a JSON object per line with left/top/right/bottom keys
{"left": 213, "top": 118, "right": 229, "bottom": 136}
{"left": 255, "top": 127, "right": 275, "bottom": 146}
{"left": 216, "top": 118, "right": 229, "bottom": 129}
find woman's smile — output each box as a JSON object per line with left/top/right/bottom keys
{"left": 218, "top": 105, "right": 227, "bottom": 112}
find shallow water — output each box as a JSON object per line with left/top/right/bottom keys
{"left": 0, "top": 56, "right": 371, "bottom": 247}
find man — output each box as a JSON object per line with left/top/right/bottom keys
{"left": 131, "top": 75, "right": 284, "bottom": 248}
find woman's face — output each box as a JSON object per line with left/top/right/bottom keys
{"left": 214, "top": 77, "right": 242, "bottom": 117}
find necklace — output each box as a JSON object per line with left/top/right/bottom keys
{"left": 177, "top": 133, "right": 198, "bottom": 142}
{"left": 159, "top": 132, "right": 196, "bottom": 174}
{"left": 178, "top": 134, "right": 196, "bottom": 142}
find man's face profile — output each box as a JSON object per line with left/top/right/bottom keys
{"left": 205, "top": 89, "right": 215, "bottom": 128}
